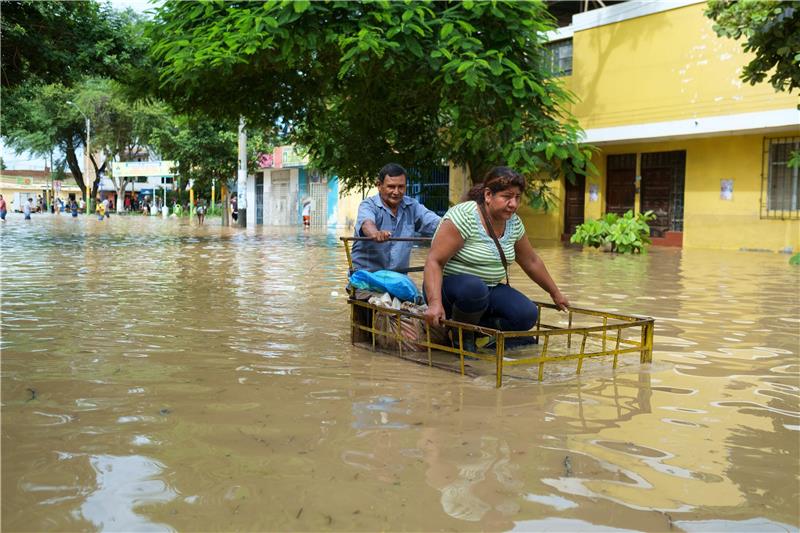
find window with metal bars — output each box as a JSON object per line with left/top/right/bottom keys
{"left": 762, "top": 137, "right": 800, "bottom": 219}
{"left": 546, "top": 39, "right": 573, "bottom": 76}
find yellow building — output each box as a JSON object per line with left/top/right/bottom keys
{"left": 0, "top": 170, "right": 82, "bottom": 211}
{"left": 516, "top": 0, "right": 799, "bottom": 251}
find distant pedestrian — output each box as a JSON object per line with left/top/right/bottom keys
{"left": 78, "top": 198, "right": 85, "bottom": 213}
{"left": 231, "top": 194, "right": 238, "bottom": 223}
{"left": 124, "top": 196, "right": 131, "bottom": 212}
{"left": 302, "top": 198, "right": 311, "bottom": 229}
{"left": 24, "top": 198, "right": 33, "bottom": 220}
{"left": 0, "top": 194, "right": 7, "bottom": 222}
{"left": 70, "top": 199, "right": 78, "bottom": 217}
{"left": 196, "top": 199, "right": 206, "bottom": 225}
{"left": 102, "top": 197, "right": 111, "bottom": 219}
{"left": 96, "top": 199, "right": 106, "bottom": 221}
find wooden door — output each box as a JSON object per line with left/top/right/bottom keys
{"left": 606, "top": 154, "right": 636, "bottom": 215}
{"left": 563, "top": 174, "right": 585, "bottom": 236}
{"left": 641, "top": 151, "right": 685, "bottom": 236}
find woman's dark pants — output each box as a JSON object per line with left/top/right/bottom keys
{"left": 439, "top": 273, "right": 539, "bottom": 346}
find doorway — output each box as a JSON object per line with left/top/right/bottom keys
{"left": 268, "top": 170, "right": 291, "bottom": 225}
{"left": 255, "top": 173, "right": 264, "bottom": 225}
{"left": 641, "top": 150, "right": 685, "bottom": 236}
{"left": 563, "top": 174, "right": 586, "bottom": 237}
{"left": 606, "top": 154, "right": 636, "bottom": 215}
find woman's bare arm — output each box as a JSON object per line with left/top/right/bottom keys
{"left": 423, "top": 220, "right": 464, "bottom": 326}
{"left": 514, "top": 236, "right": 569, "bottom": 310}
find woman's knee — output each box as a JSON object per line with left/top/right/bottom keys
{"left": 442, "top": 274, "right": 489, "bottom": 310}
{"left": 507, "top": 302, "right": 538, "bottom": 330}
{"left": 490, "top": 286, "right": 538, "bottom": 330}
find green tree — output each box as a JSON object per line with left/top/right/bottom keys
{"left": 2, "top": 82, "right": 84, "bottom": 183}
{"left": 1, "top": 1, "right": 147, "bottom": 88}
{"left": 1, "top": 5, "right": 155, "bottom": 201}
{"left": 149, "top": 114, "right": 274, "bottom": 204}
{"left": 705, "top": 0, "right": 800, "bottom": 93}
{"left": 2, "top": 79, "right": 170, "bottom": 202}
{"left": 77, "top": 78, "right": 172, "bottom": 211}
{"left": 148, "top": 0, "right": 594, "bottom": 195}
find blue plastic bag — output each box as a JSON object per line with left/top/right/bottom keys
{"left": 349, "top": 270, "right": 420, "bottom": 302}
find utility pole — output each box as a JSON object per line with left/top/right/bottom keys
{"left": 237, "top": 116, "right": 247, "bottom": 227}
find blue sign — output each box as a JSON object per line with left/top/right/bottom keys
{"left": 138, "top": 189, "right": 154, "bottom": 197}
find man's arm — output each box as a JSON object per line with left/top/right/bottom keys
{"left": 356, "top": 199, "right": 391, "bottom": 242}
{"left": 361, "top": 219, "right": 392, "bottom": 242}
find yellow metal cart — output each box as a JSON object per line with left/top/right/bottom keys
{"left": 342, "top": 237, "right": 654, "bottom": 387}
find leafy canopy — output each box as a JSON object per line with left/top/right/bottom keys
{"left": 148, "top": 0, "right": 594, "bottom": 193}
{"left": 148, "top": 114, "right": 275, "bottom": 198}
{"left": 705, "top": 0, "right": 800, "bottom": 93}
{"left": 2, "top": 78, "right": 171, "bottom": 197}
{"left": 1, "top": 1, "right": 147, "bottom": 89}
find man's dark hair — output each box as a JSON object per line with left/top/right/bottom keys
{"left": 378, "top": 163, "right": 407, "bottom": 184}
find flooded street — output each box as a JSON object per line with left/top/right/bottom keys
{"left": 1, "top": 214, "right": 798, "bottom": 532}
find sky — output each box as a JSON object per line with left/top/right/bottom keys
{"left": 1, "top": 0, "right": 161, "bottom": 170}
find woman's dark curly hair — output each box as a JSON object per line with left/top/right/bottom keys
{"left": 466, "top": 166, "right": 526, "bottom": 203}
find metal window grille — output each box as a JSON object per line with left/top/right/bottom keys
{"left": 546, "top": 39, "right": 573, "bottom": 76}
{"left": 407, "top": 165, "right": 450, "bottom": 216}
{"left": 309, "top": 181, "right": 328, "bottom": 227}
{"left": 761, "top": 137, "right": 800, "bottom": 220}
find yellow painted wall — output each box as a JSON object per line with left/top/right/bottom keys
{"left": 448, "top": 164, "right": 470, "bottom": 205}
{"left": 517, "top": 177, "right": 564, "bottom": 241}
{"left": 571, "top": 3, "right": 798, "bottom": 129}
{"left": 587, "top": 135, "right": 799, "bottom": 251}
{"left": 337, "top": 185, "right": 378, "bottom": 229}
{"left": 0, "top": 185, "right": 81, "bottom": 211}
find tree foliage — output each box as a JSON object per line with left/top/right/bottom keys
{"left": 1, "top": 4, "right": 159, "bottom": 199}
{"left": 148, "top": 114, "right": 274, "bottom": 199}
{"left": 1, "top": 1, "right": 147, "bottom": 89}
{"left": 2, "top": 78, "right": 170, "bottom": 199}
{"left": 148, "top": 0, "right": 594, "bottom": 194}
{"left": 706, "top": 0, "right": 800, "bottom": 93}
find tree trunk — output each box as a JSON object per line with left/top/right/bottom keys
{"left": 64, "top": 138, "right": 87, "bottom": 198}
{"left": 115, "top": 179, "right": 128, "bottom": 213}
{"left": 89, "top": 156, "right": 105, "bottom": 202}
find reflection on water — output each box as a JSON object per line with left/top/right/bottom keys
{"left": 1, "top": 215, "right": 798, "bottom": 531}
{"left": 79, "top": 455, "right": 176, "bottom": 532}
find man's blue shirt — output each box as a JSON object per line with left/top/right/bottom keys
{"left": 351, "top": 195, "right": 441, "bottom": 272}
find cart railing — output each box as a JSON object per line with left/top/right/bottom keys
{"left": 348, "top": 297, "right": 654, "bottom": 387}
{"left": 341, "top": 236, "right": 654, "bottom": 387}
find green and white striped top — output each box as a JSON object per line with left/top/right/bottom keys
{"left": 438, "top": 201, "right": 526, "bottom": 286}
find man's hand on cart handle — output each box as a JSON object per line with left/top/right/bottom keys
{"left": 372, "top": 230, "right": 392, "bottom": 242}
{"left": 361, "top": 220, "right": 392, "bottom": 242}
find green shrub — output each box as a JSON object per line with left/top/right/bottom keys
{"left": 571, "top": 210, "right": 656, "bottom": 253}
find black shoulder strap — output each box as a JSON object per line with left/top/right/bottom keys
{"left": 478, "top": 202, "right": 510, "bottom": 286}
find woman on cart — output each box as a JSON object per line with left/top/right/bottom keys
{"left": 422, "top": 166, "right": 569, "bottom": 350}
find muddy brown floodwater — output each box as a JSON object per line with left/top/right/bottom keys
{"left": 1, "top": 214, "right": 798, "bottom": 532}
